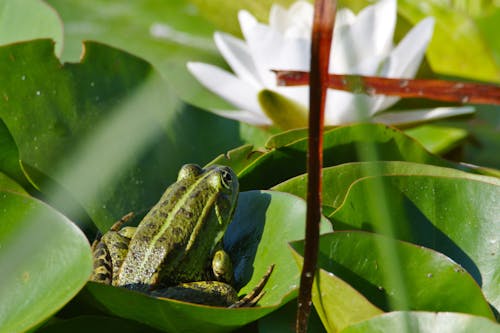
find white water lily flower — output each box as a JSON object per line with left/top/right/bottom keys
{"left": 188, "top": 0, "right": 474, "bottom": 129}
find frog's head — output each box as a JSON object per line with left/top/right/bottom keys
{"left": 177, "top": 164, "right": 239, "bottom": 226}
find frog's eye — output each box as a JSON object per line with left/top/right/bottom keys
{"left": 220, "top": 169, "right": 233, "bottom": 190}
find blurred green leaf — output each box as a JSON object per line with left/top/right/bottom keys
{"left": 398, "top": 0, "right": 500, "bottom": 82}
{"left": 45, "top": 0, "right": 233, "bottom": 110}
{"left": 330, "top": 174, "right": 500, "bottom": 313}
{"left": 0, "top": 172, "right": 28, "bottom": 194}
{"left": 404, "top": 125, "right": 468, "bottom": 155}
{"left": 185, "top": 0, "right": 302, "bottom": 35}
{"left": 0, "top": 191, "right": 92, "bottom": 333}
{"left": 84, "top": 190, "right": 332, "bottom": 332}
{"left": 0, "top": 0, "right": 63, "bottom": 56}
{"left": 0, "top": 119, "right": 32, "bottom": 190}
{"left": 0, "top": 39, "right": 248, "bottom": 230}
{"left": 340, "top": 311, "right": 500, "bottom": 333}
{"left": 291, "top": 231, "right": 495, "bottom": 331}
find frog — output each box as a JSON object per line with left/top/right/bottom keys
{"left": 90, "top": 164, "right": 272, "bottom": 307}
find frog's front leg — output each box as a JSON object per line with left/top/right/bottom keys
{"left": 90, "top": 213, "right": 136, "bottom": 285}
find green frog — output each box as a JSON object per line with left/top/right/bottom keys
{"left": 90, "top": 164, "right": 271, "bottom": 307}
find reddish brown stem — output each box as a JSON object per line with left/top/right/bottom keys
{"left": 296, "top": 1, "right": 336, "bottom": 332}
{"left": 274, "top": 70, "right": 500, "bottom": 105}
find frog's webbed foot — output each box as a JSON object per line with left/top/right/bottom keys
{"left": 229, "top": 264, "right": 275, "bottom": 308}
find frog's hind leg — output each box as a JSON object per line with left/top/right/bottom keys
{"left": 90, "top": 213, "right": 136, "bottom": 285}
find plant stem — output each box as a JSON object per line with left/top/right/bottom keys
{"left": 274, "top": 71, "right": 500, "bottom": 105}
{"left": 296, "top": 0, "right": 336, "bottom": 332}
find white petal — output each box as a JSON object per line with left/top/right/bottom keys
{"left": 239, "top": 11, "right": 310, "bottom": 87}
{"left": 283, "top": 1, "right": 313, "bottom": 38}
{"left": 274, "top": 86, "right": 309, "bottom": 108}
{"left": 335, "top": 8, "right": 356, "bottom": 29}
{"left": 373, "top": 106, "right": 475, "bottom": 125}
{"left": 211, "top": 109, "right": 272, "bottom": 126}
{"left": 187, "top": 62, "right": 262, "bottom": 115}
{"left": 330, "top": 0, "right": 396, "bottom": 73}
{"left": 381, "top": 17, "right": 435, "bottom": 78}
{"left": 324, "top": 90, "right": 375, "bottom": 124}
{"left": 214, "top": 32, "right": 261, "bottom": 89}
{"left": 269, "top": 4, "right": 288, "bottom": 33}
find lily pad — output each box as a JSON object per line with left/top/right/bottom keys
{"left": 340, "top": 311, "right": 500, "bottom": 333}
{"left": 212, "top": 123, "right": 465, "bottom": 191}
{"left": 84, "top": 190, "right": 332, "bottom": 332}
{"left": 0, "top": 39, "right": 246, "bottom": 231}
{"left": 330, "top": 174, "right": 500, "bottom": 313}
{"left": 0, "top": 119, "right": 32, "bottom": 190}
{"left": 272, "top": 161, "right": 496, "bottom": 210}
{"left": 404, "top": 125, "right": 468, "bottom": 155}
{"left": 291, "top": 231, "right": 495, "bottom": 331}
{"left": 398, "top": 0, "right": 500, "bottom": 82}
{"left": 0, "top": 0, "right": 63, "bottom": 56}
{"left": 0, "top": 191, "right": 92, "bottom": 333}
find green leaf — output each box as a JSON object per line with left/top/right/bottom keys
{"left": 291, "top": 231, "right": 495, "bottom": 331}
{"left": 0, "top": 0, "right": 63, "bottom": 56}
{"left": 404, "top": 125, "right": 468, "bottom": 155}
{"left": 0, "top": 39, "right": 247, "bottom": 231}
{"left": 291, "top": 247, "right": 383, "bottom": 333}
{"left": 0, "top": 191, "right": 92, "bottom": 333}
{"left": 398, "top": 0, "right": 500, "bottom": 82}
{"left": 45, "top": 0, "right": 231, "bottom": 111}
{"left": 84, "top": 190, "right": 332, "bottom": 332}
{"left": 211, "top": 123, "right": 465, "bottom": 191}
{"left": 330, "top": 174, "right": 500, "bottom": 313}
{"left": 340, "top": 311, "right": 500, "bottom": 333}
{"left": 272, "top": 161, "right": 495, "bottom": 210}
{"left": 0, "top": 118, "right": 32, "bottom": 190}
{"left": 0, "top": 172, "right": 28, "bottom": 195}
{"left": 185, "top": 0, "right": 303, "bottom": 35}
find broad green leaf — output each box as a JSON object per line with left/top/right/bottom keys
{"left": 84, "top": 190, "right": 332, "bottom": 332}
{"left": 0, "top": 119, "right": 32, "bottom": 190}
{"left": 330, "top": 175, "right": 500, "bottom": 313}
{"left": 0, "top": 39, "right": 246, "bottom": 231}
{"left": 212, "top": 123, "right": 466, "bottom": 191}
{"left": 0, "top": 172, "right": 28, "bottom": 195}
{"left": 291, "top": 248, "right": 383, "bottom": 333}
{"left": 340, "top": 311, "right": 500, "bottom": 333}
{"left": 0, "top": 191, "right": 92, "bottom": 333}
{"left": 404, "top": 125, "right": 468, "bottom": 155}
{"left": 0, "top": 0, "right": 63, "bottom": 56}
{"left": 398, "top": 0, "right": 500, "bottom": 82}
{"left": 291, "top": 231, "right": 495, "bottom": 331}
{"left": 45, "top": 0, "right": 231, "bottom": 111}
{"left": 272, "top": 161, "right": 496, "bottom": 210}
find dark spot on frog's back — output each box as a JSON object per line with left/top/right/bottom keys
{"left": 179, "top": 207, "right": 194, "bottom": 219}
{"left": 97, "top": 259, "right": 112, "bottom": 272}
{"left": 112, "top": 241, "right": 128, "bottom": 250}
